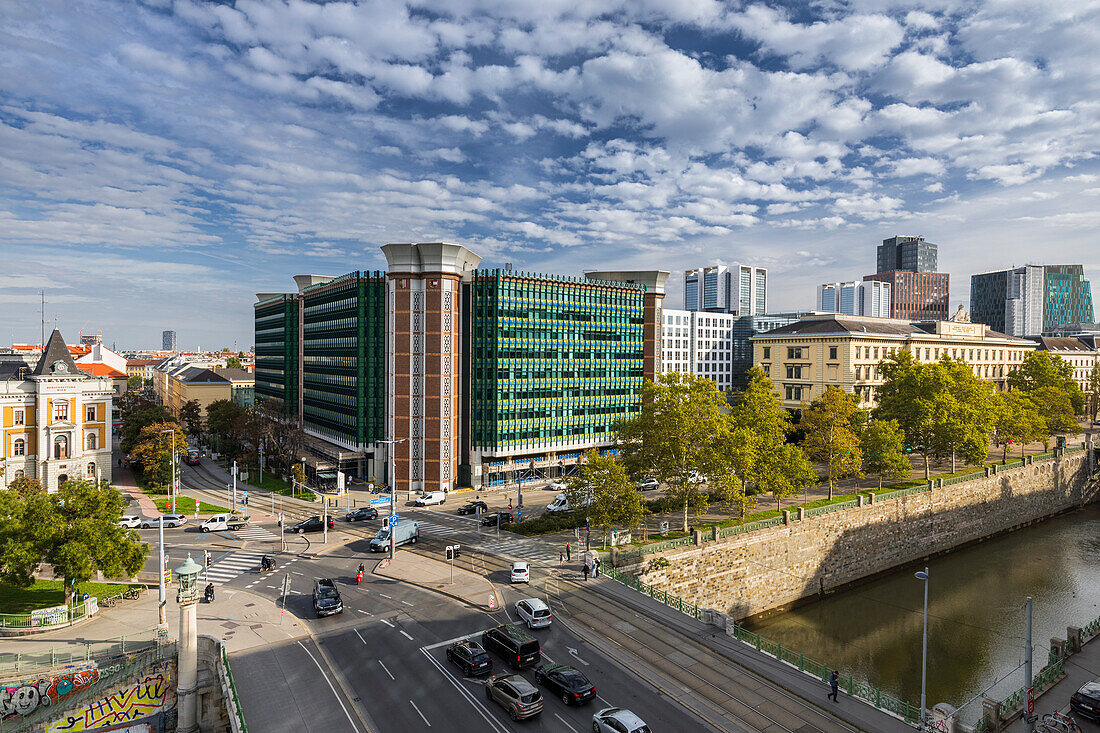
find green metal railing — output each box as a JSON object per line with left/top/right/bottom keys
{"left": 719, "top": 514, "right": 786, "bottom": 537}
{"left": 0, "top": 601, "right": 99, "bottom": 630}
{"left": 1082, "top": 610, "right": 1100, "bottom": 642}
{"left": 804, "top": 499, "right": 860, "bottom": 516}
{"left": 0, "top": 629, "right": 164, "bottom": 677}
{"left": 600, "top": 565, "right": 918, "bottom": 723}
{"left": 940, "top": 469, "right": 987, "bottom": 487}
{"left": 222, "top": 645, "right": 248, "bottom": 733}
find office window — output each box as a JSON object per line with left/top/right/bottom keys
{"left": 86, "top": 433, "right": 97, "bottom": 450}
{"left": 786, "top": 365, "right": 804, "bottom": 379}
{"left": 86, "top": 404, "right": 97, "bottom": 422}
{"left": 829, "top": 346, "right": 838, "bottom": 360}
{"left": 13, "top": 438, "right": 25, "bottom": 456}
{"left": 53, "top": 401, "right": 68, "bottom": 422}
{"left": 87, "top": 462, "right": 97, "bottom": 478}
{"left": 13, "top": 409, "right": 24, "bottom": 426}
{"left": 787, "top": 347, "right": 804, "bottom": 359}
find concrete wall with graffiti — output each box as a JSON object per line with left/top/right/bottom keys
{"left": 0, "top": 658, "right": 176, "bottom": 733}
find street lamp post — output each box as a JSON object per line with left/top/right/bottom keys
{"left": 156, "top": 429, "right": 176, "bottom": 630}
{"left": 915, "top": 567, "right": 930, "bottom": 733}
{"left": 377, "top": 438, "right": 408, "bottom": 560}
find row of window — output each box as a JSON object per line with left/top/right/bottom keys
{"left": 8, "top": 404, "right": 102, "bottom": 426}
{"left": 8, "top": 433, "right": 98, "bottom": 458}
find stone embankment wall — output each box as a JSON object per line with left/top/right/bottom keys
{"left": 635, "top": 452, "right": 1090, "bottom": 621}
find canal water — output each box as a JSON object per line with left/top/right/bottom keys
{"left": 744, "top": 505, "right": 1100, "bottom": 722}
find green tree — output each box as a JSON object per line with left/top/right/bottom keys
{"left": 758, "top": 443, "right": 817, "bottom": 511}
{"left": 862, "top": 419, "right": 911, "bottom": 489}
{"left": 0, "top": 479, "right": 148, "bottom": 599}
{"left": 292, "top": 462, "right": 307, "bottom": 490}
{"left": 709, "top": 425, "right": 758, "bottom": 519}
{"left": 1028, "top": 385, "right": 1080, "bottom": 445}
{"left": 226, "top": 356, "right": 242, "bottom": 369}
{"left": 126, "top": 374, "right": 144, "bottom": 391}
{"left": 876, "top": 350, "right": 936, "bottom": 478}
{"left": 1009, "top": 351, "right": 1085, "bottom": 414}
{"left": 935, "top": 358, "right": 995, "bottom": 472}
{"left": 992, "top": 391, "right": 1046, "bottom": 462}
{"left": 800, "top": 386, "right": 865, "bottom": 499}
{"left": 179, "top": 399, "right": 203, "bottom": 437}
{"left": 1087, "top": 362, "right": 1100, "bottom": 423}
{"left": 120, "top": 404, "right": 175, "bottom": 454}
{"left": 567, "top": 450, "right": 647, "bottom": 548}
{"left": 130, "top": 422, "right": 188, "bottom": 489}
{"left": 617, "top": 372, "right": 727, "bottom": 531}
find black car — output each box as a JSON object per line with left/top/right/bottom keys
{"left": 345, "top": 507, "right": 378, "bottom": 522}
{"left": 312, "top": 578, "right": 343, "bottom": 617}
{"left": 291, "top": 516, "right": 335, "bottom": 533}
{"left": 482, "top": 624, "right": 541, "bottom": 669}
{"left": 445, "top": 641, "right": 493, "bottom": 676}
{"left": 481, "top": 511, "right": 513, "bottom": 526}
{"left": 1071, "top": 681, "right": 1100, "bottom": 719}
{"left": 534, "top": 663, "right": 596, "bottom": 706}
{"left": 457, "top": 501, "right": 488, "bottom": 516}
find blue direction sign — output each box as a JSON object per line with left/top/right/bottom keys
{"left": 389, "top": 513, "right": 399, "bottom": 527}
{"left": 370, "top": 496, "right": 392, "bottom": 508}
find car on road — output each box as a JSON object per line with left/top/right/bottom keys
{"left": 593, "top": 708, "right": 650, "bottom": 733}
{"left": 118, "top": 515, "right": 141, "bottom": 529}
{"left": 515, "top": 598, "right": 551, "bottom": 629}
{"left": 636, "top": 477, "right": 659, "bottom": 491}
{"left": 510, "top": 561, "right": 530, "bottom": 584}
{"left": 456, "top": 500, "right": 488, "bottom": 515}
{"left": 312, "top": 578, "right": 343, "bottom": 617}
{"left": 344, "top": 507, "right": 378, "bottom": 522}
{"left": 291, "top": 516, "right": 334, "bottom": 533}
{"left": 141, "top": 514, "right": 186, "bottom": 528}
{"left": 445, "top": 640, "right": 493, "bottom": 676}
{"left": 413, "top": 491, "right": 447, "bottom": 506}
{"left": 547, "top": 482, "right": 567, "bottom": 492}
{"left": 482, "top": 624, "right": 541, "bottom": 669}
{"left": 534, "top": 663, "right": 596, "bottom": 706}
{"left": 485, "top": 674, "right": 543, "bottom": 721}
{"left": 1071, "top": 680, "right": 1100, "bottom": 719}
{"left": 481, "top": 511, "right": 513, "bottom": 526}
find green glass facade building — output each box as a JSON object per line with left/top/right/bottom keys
{"left": 300, "top": 271, "right": 386, "bottom": 449}
{"left": 254, "top": 294, "right": 299, "bottom": 418}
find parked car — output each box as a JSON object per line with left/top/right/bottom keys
{"left": 445, "top": 641, "right": 493, "bottom": 676}
{"left": 481, "top": 511, "right": 513, "bottom": 526}
{"left": 413, "top": 491, "right": 447, "bottom": 506}
{"left": 1071, "top": 681, "right": 1100, "bottom": 720}
{"left": 291, "top": 516, "right": 334, "bottom": 534}
{"left": 369, "top": 521, "right": 419, "bottom": 552}
{"left": 141, "top": 514, "right": 186, "bottom": 529}
{"left": 457, "top": 501, "right": 488, "bottom": 516}
{"left": 510, "top": 561, "right": 530, "bottom": 584}
{"left": 534, "top": 663, "right": 596, "bottom": 706}
{"left": 515, "top": 598, "right": 551, "bottom": 629}
{"left": 344, "top": 507, "right": 378, "bottom": 522}
{"left": 312, "top": 578, "right": 343, "bottom": 617}
{"left": 547, "top": 482, "right": 567, "bottom": 492}
{"left": 201, "top": 513, "right": 249, "bottom": 532}
{"left": 482, "top": 624, "right": 541, "bottom": 669}
{"left": 485, "top": 674, "right": 543, "bottom": 721}
{"left": 592, "top": 708, "right": 650, "bottom": 733}
{"left": 636, "top": 478, "right": 659, "bottom": 491}
{"left": 118, "top": 515, "right": 141, "bottom": 529}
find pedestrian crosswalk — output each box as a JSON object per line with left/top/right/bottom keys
{"left": 416, "top": 520, "right": 468, "bottom": 538}
{"left": 235, "top": 526, "right": 278, "bottom": 541}
{"left": 481, "top": 539, "right": 560, "bottom": 565}
{"left": 204, "top": 552, "right": 264, "bottom": 585}
{"left": 414, "top": 517, "right": 560, "bottom": 565}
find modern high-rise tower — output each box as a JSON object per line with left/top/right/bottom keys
{"left": 162, "top": 330, "right": 177, "bottom": 351}
{"left": 877, "top": 235, "right": 938, "bottom": 273}
{"left": 971, "top": 265, "right": 1094, "bottom": 336}
{"left": 683, "top": 264, "right": 766, "bottom": 315}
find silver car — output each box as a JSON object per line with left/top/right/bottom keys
{"left": 141, "top": 514, "right": 186, "bottom": 528}
{"left": 593, "top": 707, "right": 650, "bottom": 733}
{"left": 485, "top": 674, "right": 543, "bottom": 721}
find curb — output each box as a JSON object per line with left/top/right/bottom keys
{"left": 370, "top": 558, "right": 500, "bottom": 612}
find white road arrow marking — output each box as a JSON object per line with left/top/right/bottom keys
{"left": 566, "top": 646, "right": 590, "bottom": 666}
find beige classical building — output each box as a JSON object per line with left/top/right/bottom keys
{"left": 163, "top": 367, "right": 255, "bottom": 423}
{"left": 1027, "top": 337, "right": 1097, "bottom": 395}
{"left": 752, "top": 314, "right": 1037, "bottom": 411}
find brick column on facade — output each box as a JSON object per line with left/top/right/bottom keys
{"left": 383, "top": 243, "right": 482, "bottom": 494}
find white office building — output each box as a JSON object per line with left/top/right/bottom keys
{"left": 684, "top": 264, "right": 767, "bottom": 315}
{"left": 817, "top": 280, "right": 891, "bottom": 318}
{"left": 661, "top": 309, "right": 740, "bottom": 390}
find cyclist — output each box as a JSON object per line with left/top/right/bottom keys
{"left": 357, "top": 563, "right": 365, "bottom": 584}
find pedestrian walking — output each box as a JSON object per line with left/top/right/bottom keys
{"left": 583, "top": 561, "right": 590, "bottom": 581}
{"left": 828, "top": 670, "right": 839, "bottom": 702}
{"left": 593, "top": 557, "right": 600, "bottom": 578}
{"left": 566, "top": 544, "right": 571, "bottom": 562}
{"left": 559, "top": 552, "right": 565, "bottom": 566}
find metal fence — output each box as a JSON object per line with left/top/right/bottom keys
{"left": 0, "top": 601, "right": 97, "bottom": 630}
{"left": 600, "top": 565, "right": 700, "bottom": 619}
{"left": 940, "top": 469, "right": 987, "bottom": 487}
{"left": 221, "top": 645, "right": 248, "bottom": 733}
{"left": 718, "top": 514, "right": 785, "bottom": 538}
{"left": 803, "top": 499, "right": 860, "bottom": 517}
{"left": 0, "top": 629, "right": 165, "bottom": 678}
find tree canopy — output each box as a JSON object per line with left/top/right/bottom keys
{"left": 991, "top": 391, "right": 1046, "bottom": 462}
{"left": 800, "top": 386, "right": 865, "bottom": 499}
{"left": 567, "top": 450, "right": 647, "bottom": 548}
{"left": 862, "top": 419, "right": 911, "bottom": 489}
{"left": 130, "top": 422, "right": 188, "bottom": 488}
{"left": 179, "top": 399, "right": 203, "bottom": 437}
{"left": 1009, "top": 351, "right": 1084, "bottom": 415}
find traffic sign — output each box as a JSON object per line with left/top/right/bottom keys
{"left": 1026, "top": 687, "right": 1034, "bottom": 715}
{"left": 370, "top": 496, "right": 392, "bottom": 508}
{"left": 389, "top": 513, "right": 399, "bottom": 527}
{"left": 281, "top": 574, "right": 291, "bottom": 598}
{"left": 488, "top": 594, "right": 496, "bottom": 610}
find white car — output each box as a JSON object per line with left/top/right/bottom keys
{"left": 593, "top": 707, "right": 649, "bottom": 733}
{"left": 413, "top": 491, "right": 447, "bottom": 506}
{"left": 547, "top": 482, "right": 567, "bottom": 492}
{"left": 141, "top": 514, "right": 186, "bottom": 529}
{"left": 510, "top": 561, "right": 530, "bottom": 583}
{"left": 515, "top": 598, "right": 551, "bottom": 629}
{"left": 118, "top": 515, "right": 141, "bottom": 529}
{"left": 636, "top": 478, "right": 659, "bottom": 491}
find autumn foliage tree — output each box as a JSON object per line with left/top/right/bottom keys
{"left": 800, "top": 386, "right": 865, "bottom": 499}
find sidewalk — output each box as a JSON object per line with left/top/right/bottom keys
{"left": 1006, "top": 635, "right": 1100, "bottom": 732}
{"left": 372, "top": 551, "right": 500, "bottom": 610}
{"left": 112, "top": 456, "right": 161, "bottom": 518}
{"left": 1, "top": 585, "right": 306, "bottom": 663}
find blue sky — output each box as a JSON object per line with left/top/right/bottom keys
{"left": 1, "top": 0, "right": 1098, "bottom": 349}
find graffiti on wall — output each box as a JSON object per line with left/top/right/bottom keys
{"left": 45, "top": 663, "right": 175, "bottom": 733}
{"left": 0, "top": 664, "right": 104, "bottom": 719}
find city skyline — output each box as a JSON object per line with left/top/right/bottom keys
{"left": 2, "top": 1, "right": 1098, "bottom": 347}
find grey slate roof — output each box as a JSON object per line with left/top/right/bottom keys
{"left": 30, "top": 330, "right": 83, "bottom": 377}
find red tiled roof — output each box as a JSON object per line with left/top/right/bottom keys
{"left": 78, "top": 363, "right": 127, "bottom": 378}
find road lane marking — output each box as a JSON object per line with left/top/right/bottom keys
{"left": 380, "top": 618, "right": 394, "bottom": 627}
{"left": 422, "top": 630, "right": 487, "bottom": 651}
{"left": 295, "top": 641, "right": 362, "bottom": 733}
{"left": 355, "top": 629, "right": 367, "bottom": 644}
{"left": 292, "top": 571, "right": 304, "bottom": 576}
{"left": 378, "top": 593, "right": 393, "bottom": 599}
{"left": 419, "top": 648, "right": 509, "bottom": 733}
{"left": 409, "top": 699, "right": 430, "bottom": 726}
{"left": 400, "top": 630, "right": 414, "bottom": 641}
{"left": 401, "top": 600, "right": 413, "bottom": 606}
{"left": 357, "top": 609, "right": 372, "bottom": 615}
{"left": 379, "top": 660, "right": 395, "bottom": 681}
{"left": 554, "top": 713, "right": 579, "bottom": 732}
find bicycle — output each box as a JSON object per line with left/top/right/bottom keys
{"left": 123, "top": 587, "right": 142, "bottom": 600}
{"left": 1038, "top": 712, "right": 1082, "bottom": 733}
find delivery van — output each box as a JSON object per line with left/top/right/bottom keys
{"left": 369, "top": 521, "right": 419, "bottom": 552}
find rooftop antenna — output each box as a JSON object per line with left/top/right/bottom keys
{"left": 40, "top": 290, "right": 46, "bottom": 348}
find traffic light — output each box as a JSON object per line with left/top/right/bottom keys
{"left": 446, "top": 545, "right": 459, "bottom": 561}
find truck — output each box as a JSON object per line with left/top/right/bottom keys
{"left": 369, "top": 521, "right": 419, "bottom": 552}
{"left": 200, "top": 514, "right": 250, "bottom": 533}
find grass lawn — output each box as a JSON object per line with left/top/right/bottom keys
{"left": 0, "top": 580, "right": 135, "bottom": 613}
{"left": 151, "top": 496, "right": 228, "bottom": 514}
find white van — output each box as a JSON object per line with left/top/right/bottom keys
{"left": 546, "top": 494, "right": 570, "bottom": 513}
{"left": 413, "top": 491, "right": 447, "bottom": 507}
{"left": 369, "top": 521, "right": 419, "bottom": 552}
{"left": 200, "top": 514, "right": 249, "bottom": 532}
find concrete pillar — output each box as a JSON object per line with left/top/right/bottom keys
{"left": 857, "top": 495, "right": 865, "bottom": 507}
{"left": 692, "top": 529, "right": 703, "bottom": 545}
{"left": 782, "top": 509, "right": 791, "bottom": 524}
{"left": 1068, "top": 626, "right": 1083, "bottom": 653}
{"left": 981, "top": 698, "right": 1001, "bottom": 732}
{"left": 868, "top": 492, "right": 875, "bottom": 503}
{"left": 710, "top": 525, "right": 718, "bottom": 541}
{"left": 795, "top": 506, "right": 804, "bottom": 520}
{"left": 178, "top": 600, "right": 199, "bottom": 733}
{"left": 1050, "top": 637, "right": 1067, "bottom": 660}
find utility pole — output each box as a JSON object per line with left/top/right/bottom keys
{"left": 377, "top": 438, "right": 407, "bottom": 560}
{"left": 157, "top": 515, "right": 166, "bottom": 630}
{"left": 258, "top": 441, "right": 263, "bottom": 485}
{"left": 1025, "top": 596, "right": 1034, "bottom": 733}
{"left": 231, "top": 460, "right": 238, "bottom": 509}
